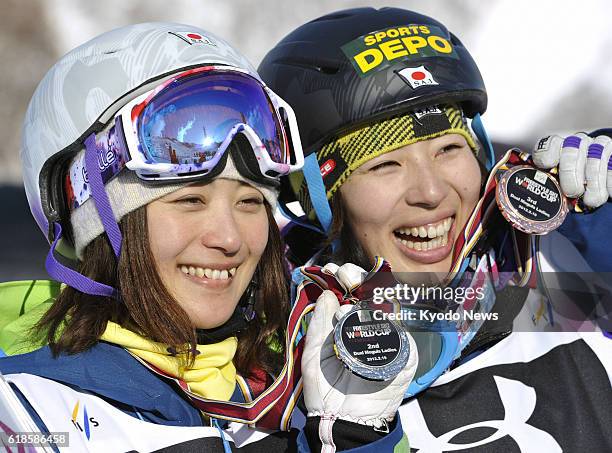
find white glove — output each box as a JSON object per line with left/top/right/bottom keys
{"left": 321, "top": 262, "right": 368, "bottom": 291}
{"left": 532, "top": 133, "right": 612, "bottom": 208}
{"left": 302, "top": 289, "right": 418, "bottom": 430}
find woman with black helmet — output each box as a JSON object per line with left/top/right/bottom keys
{"left": 0, "top": 22, "right": 419, "bottom": 452}
{"left": 260, "top": 7, "right": 612, "bottom": 451}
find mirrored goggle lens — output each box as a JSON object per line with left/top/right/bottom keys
{"left": 137, "top": 72, "right": 286, "bottom": 166}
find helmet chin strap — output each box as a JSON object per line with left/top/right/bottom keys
{"left": 196, "top": 309, "right": 249, "bottom": 344}
{"left": 45, "top": 132, "right": 123, "bottom": 298}
{"left": 303, "top": 153, "right": 333, "bottom": 234}
{"left": 45, "top": 222, "right": 117, "bottom": 297}
{"left": 300, "top": 152, "right": 342, "bottom": 253}
{"left": 83, "top": 133, "right": 123, "bottom": 258}
{"left": 471, "top": 113, "right": 496, "bottom": 172}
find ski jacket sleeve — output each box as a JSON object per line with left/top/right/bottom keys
{"left": 555, "top": 128, "right": 612, "bottom": 271}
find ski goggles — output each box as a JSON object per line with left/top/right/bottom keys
{"left": 66, "top": 66, "right": 303, "bottom": 209}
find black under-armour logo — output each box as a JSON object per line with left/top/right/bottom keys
{"left": 404, "top": 376, "right": 562, "bottom": 452}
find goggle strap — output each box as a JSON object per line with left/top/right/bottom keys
{"left": 303, "top": 154, "right": 333, "bottom": 233}
{"left": 84, "top": 133, "right": 123, "bottom": 258}
{"left": 471, "top": 114, "right": 496, "bottom": 171}
{"left": 45, "top": 223, "right": 118, "bottom": 298}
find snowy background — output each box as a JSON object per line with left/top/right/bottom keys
{"left": 1, "top": 0, "right": 611, "bottom": 279}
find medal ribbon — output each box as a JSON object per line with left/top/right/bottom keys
{"left": 451, "top": 149, "right": 539, "bottom": 282}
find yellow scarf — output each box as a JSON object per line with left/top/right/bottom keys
{"left": 100, "top": 321, "right": 237, "bottom": 401}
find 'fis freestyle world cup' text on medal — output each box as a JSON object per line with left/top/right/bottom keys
{"left": 333, "top": 303, "right": 411, "bottom": 381}
{"left": 495, "top": 153, "right": 569, "bottom": 234}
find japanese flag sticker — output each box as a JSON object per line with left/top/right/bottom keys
{"left": 170, "top": 31, "right": 217, "bottom": 47}
{"left": 398, "top": 66, "right": 438, "bottom": 89}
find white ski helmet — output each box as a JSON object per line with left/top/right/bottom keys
{"left": 21, "top": 22, "right": 261, "bottom": 247}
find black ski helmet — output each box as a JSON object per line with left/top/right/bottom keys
{"left": 259, "top": 7, "right": 487, "bottom": 157}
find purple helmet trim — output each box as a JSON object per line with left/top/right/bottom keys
{"left": 84, "top": 133, "right": 123, "bottom": 258}
{"left": 45, "top": 223, "right": 118, "bottom": 298}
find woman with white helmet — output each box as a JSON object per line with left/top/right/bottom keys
{"left": 260, "top": 7, "right": 612, "bottom": 451}
{"left": 0, "top": 22, "right": 418, "bottom": 452}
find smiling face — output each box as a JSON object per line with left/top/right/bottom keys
{"left": 339, "top": 134, "right": 482, "bottom": 275}
{"left": 147, "top": 178, "right": 269, "bottom": 329}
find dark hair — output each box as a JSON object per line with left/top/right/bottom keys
{"left": 35, "top": 202, "right": 288, "bottom": 377}
{"left": 320, "top": 191, "right": 372, "bottom": 269}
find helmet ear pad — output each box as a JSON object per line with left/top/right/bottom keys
{"left": 40, "top": 149, "right": 82, "bottom": 246}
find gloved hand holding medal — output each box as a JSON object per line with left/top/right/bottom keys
{"left": 300, "top": 260, "right": 459, "bottom": 402}
{"left": 496, "top": 132, "right": 612, "bottom": 233}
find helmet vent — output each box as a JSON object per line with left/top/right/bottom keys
{"left": 280, "top": 57, "right": 341, "bottom": 75}
{"left": 316, "top": 65, "right": 340, "bottom": 75}
{"left": 100, "top": 46, "right": 125, "bottom": 55}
